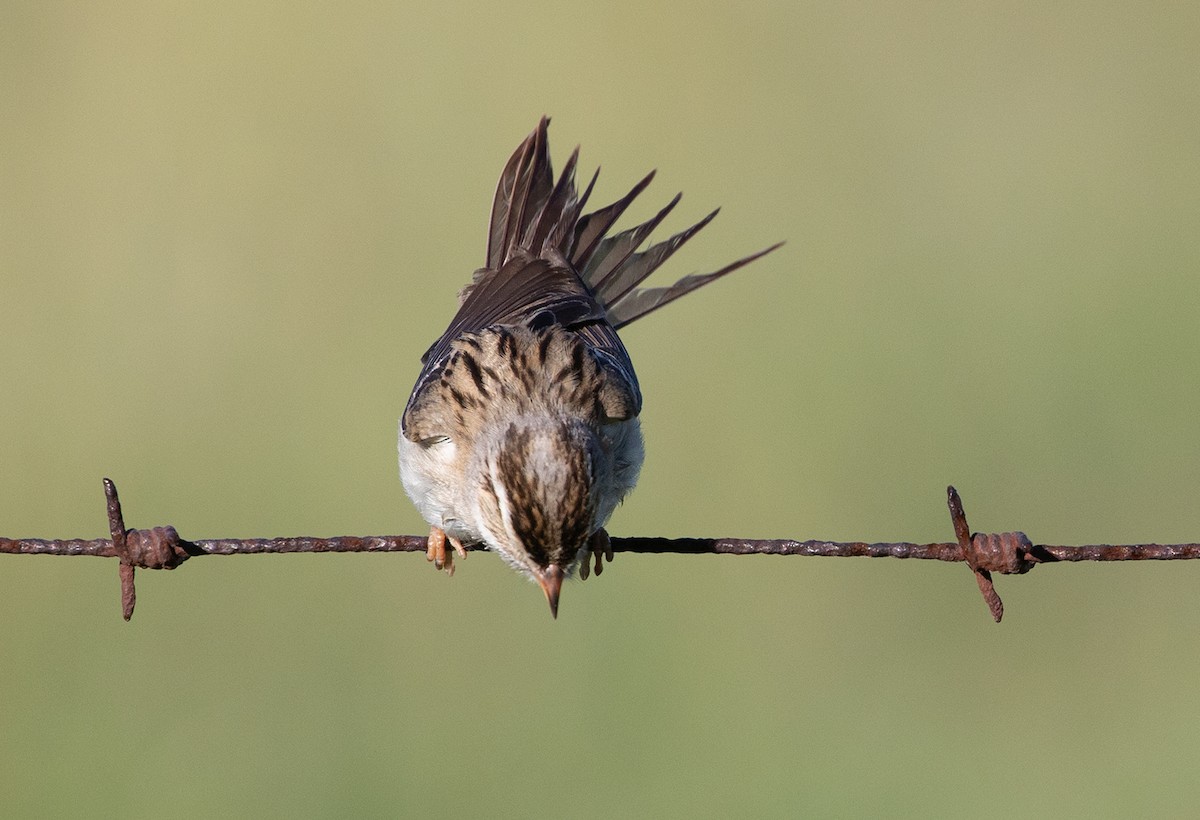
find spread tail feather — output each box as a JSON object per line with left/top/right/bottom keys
{"left": 486, "top": 118, "right": 781, "bottom": 327}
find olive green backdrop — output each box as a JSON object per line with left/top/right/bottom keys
{"left": 4, "top": 2, "right": 1199, "bottom": 817}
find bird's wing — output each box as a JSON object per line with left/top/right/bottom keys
{"left": 403, "top": 117, "right": 781, "bottom": 438}
{"left": 402, "top": 250, "right": 637, "bottom": 438}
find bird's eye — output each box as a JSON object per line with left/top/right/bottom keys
{"left": 421, "top": 435, "right": 451, "bottom": 447}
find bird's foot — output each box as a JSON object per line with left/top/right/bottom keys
{"left": 426, "top": 526, "right": 467, "bottom": 576}
{"left": 579, "top": 528, "right": 614, "bottom": 581}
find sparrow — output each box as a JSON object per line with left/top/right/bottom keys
{"left": 398, "top": 118, "right": 780, "bottom": 617}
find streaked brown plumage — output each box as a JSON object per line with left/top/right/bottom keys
{"left": 398, "top": 118, "right": 781, "bottom": 617}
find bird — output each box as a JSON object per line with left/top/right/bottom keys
{"left": 398, "top": 118, "right": 781, "bottom": 618}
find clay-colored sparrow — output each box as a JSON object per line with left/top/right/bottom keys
{"left": 399, "top": 118, "right": 780, "bottom": 617}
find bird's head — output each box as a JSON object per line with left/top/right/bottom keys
{"left": 473, "top": 415, "right": 600, "bottom": 617}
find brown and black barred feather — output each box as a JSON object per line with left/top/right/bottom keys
{"left": 402, "top": 117, "right": 781, "bottom": 438}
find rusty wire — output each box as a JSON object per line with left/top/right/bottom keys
{"left": 3, "top": 479, "right": 1199, "bottom": 622}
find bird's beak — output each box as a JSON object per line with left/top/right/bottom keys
{"left": 535, "top": 565, "right": 564, "bottom": 619}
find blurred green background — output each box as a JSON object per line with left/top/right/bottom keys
{"left": 3, "top": 2, "right": 1200, "bottom": 817}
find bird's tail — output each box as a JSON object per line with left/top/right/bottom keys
{"left": 486, "top": 117, "right": 783, "bottom": 329}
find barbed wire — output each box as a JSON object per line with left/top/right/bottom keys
{"left": 3, "top": 479, "right": 1198, "bottom": 622}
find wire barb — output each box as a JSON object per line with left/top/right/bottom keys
{"left": 102, "top": 478, "right": 196, "bottom": 620}
{"left": 2, "top": 479, "right": 1199, "bottom": 621}
{"left": 947, "top": 485, "right": 1035, "bottom": 622}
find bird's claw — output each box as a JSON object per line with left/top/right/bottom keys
{"left": 426, "top": 526, "right": 467, "bottom": 576}
{"left": 579, "top": 528, "right": 614, "bottom": 581}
